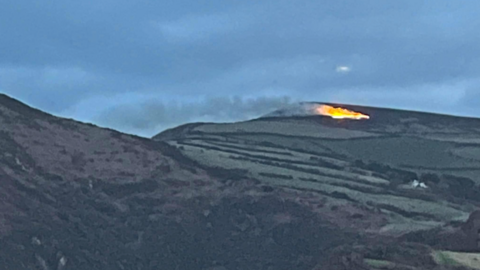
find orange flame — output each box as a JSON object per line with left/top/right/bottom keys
{"left": 316, "top": 105, "right": 370, "bottom": 120}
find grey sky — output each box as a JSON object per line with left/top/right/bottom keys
{"left": 1, "top": 1, "right": 479, "bottom": 137}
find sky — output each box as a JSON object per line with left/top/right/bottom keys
{"left": 1, "top": 1, "right": 480, "bottom": 137}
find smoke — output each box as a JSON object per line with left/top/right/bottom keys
{"left": 96, "top": 95, "right": 296, "bottom": 137}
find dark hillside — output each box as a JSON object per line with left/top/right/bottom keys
{"left": 0, "top": 96, "right": 479, "bottom": 269}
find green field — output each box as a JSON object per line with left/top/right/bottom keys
{"left": 156, "top": 110, "right": 480, "bottom": 235}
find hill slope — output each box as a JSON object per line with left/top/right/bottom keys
{"left": 154, "top": 102, "right": 480, "bottom": 236}
{"left": 0, "top": 96, "right": 377, "bottom": 270}
{"left": 0, "top": 95, "right": 479, "bottom": 270}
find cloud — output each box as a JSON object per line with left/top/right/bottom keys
{"left": 157, "top": 10, "right": 254, "bottom": 42}
{"left": 1, "top": 0, "right": 480, "bottom": 135}
{"left": 0, "top": 65, "right": 99, "bottom": 112}
{"left": 458, "top": 86, "right": 480, "bottom": 113}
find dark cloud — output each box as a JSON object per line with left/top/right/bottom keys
{"left": 0, "top": 0, "right": 479, "bottom": 135}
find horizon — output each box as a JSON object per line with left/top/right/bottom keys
{"left": 1, "top": 1, "right": 479, "bottom": 137}
{"left": 4, "top": 93, "right": 480, "bottom": 139}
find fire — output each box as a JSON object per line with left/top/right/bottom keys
{"left": 316, "top": 105, "right": 370, "bottom": 120}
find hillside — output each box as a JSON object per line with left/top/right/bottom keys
{"left": 154, "top": 103, "right": 480, "bottom": 233}
{"left": 154, "top": 102, "right": 480, "bottom": 266}
{"left": 1, "top": 95, "right": 480, "bottom": 269}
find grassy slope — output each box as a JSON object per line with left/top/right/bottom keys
{"left": 154, "top": 106, "right": 480, "bottom": 234}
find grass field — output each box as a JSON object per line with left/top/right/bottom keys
{"left": 319, "top": 137, "right": 480, "bottom": 168}
{"left": 432, "top": 251, "right": 480, "bottom": 269}
{"left": 170, "top": 136, "right": 470, "bottom": 231}
{"left": 156, "top": 110, "right": 480, "bottom": 236}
